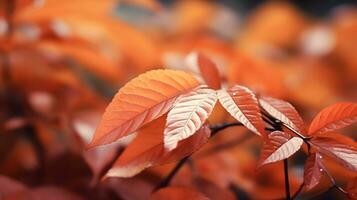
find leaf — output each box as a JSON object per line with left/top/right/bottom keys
{"left": 218, "top": 85, "right": 265, "bottom": 136}
{"left": 72, "top": 111, "right": 135, "bottom": 182}
{"left": 259, "top": 96, "right": 306, "bottom": 134}
{"left": 106, "top": 116, "right": 211, "bottom": 177}
{"left": 164, "top": 86, "right": 217, "bottom": 150}
{"left": 311, "top": 132, "right": 357, "bottom": 171}
{"left": 150, "top": 186, "right": 209, "bottom": 200}
{"left": 186, "top": 52, "right": 221, "bottom": 90}
{"left": 308, "top": 102, "right": 357, "bottom": 135}
{"left": 258, "top": 131, "right": 303, "bottom": 166}
{"left": 303, "top": 153, "right": 324, "bottom": 191}
{"left": 88, "top": 69, "right": 199, "bottom": 148}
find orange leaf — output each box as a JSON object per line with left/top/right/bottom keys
{"left": 303, "top": 153, "right": 324, "bottom": 191}
{"left": 308, "top": 102, "right": 357, "bottom": 135}
{"left": 88, "top": 69, "right": 199, "bottom": 148}
{"left": 218, "top": 85, "right": 265, "bottom": 136}
{"left": 150, "top": 186, "right": 209, "bottom": 200}
{"left": 259, "top": 96, "right": 306, "bottom": 134}
{"left": 311, "top": 132, "right": 357, "bottom": 171}
{"left": 106, "top": 117, "right": 210, "bottom": 177}
{"left": 186, "top": 52, "right": 221, "bottom": 90}
{"left": 258, "top": 131, "right": 303, "bottom": 166}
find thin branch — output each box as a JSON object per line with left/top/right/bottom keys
{"left": 210, "top": 122, "right": 243, "bottom": 135}
{"left": 280, "top": 121, "right": 310, "bottom": 140}
{"left": 154, "top": 156, "right": 190, "bottom": 191}
{"left": 284, "top": 159, "right": 291, "bottom": 200}
{"left": 291, "top": 182, "right": 304, "bottom": 200}
{"left": 154, "top": 121, "right": 245, "bottom": 191}
{"left": 196, "top": 132, "right": 252, "bottom": 158}
{"left": 322, "top": 167, "right": 348, "bottom": 195}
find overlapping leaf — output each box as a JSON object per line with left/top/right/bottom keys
{"left": 259, "top": 96, "right": 306, "bottom": 134}
{"left": 186, "top": 52, "right": 221, "bottom": 90}
{"left": 303, "top": 153, "right": 324, "bottom": 191}
{"left": 218, "top": 85, "right": 265, "bottom": 136}
{"left": 106, "top": 117, "right": 211, "bottom": 178}
{"left": 258, "top": 131, "right": 303, "bottom": 166}
{"left": 164, "top": 86, "right": 217, "bottom": 150}
{"left": 308, "top": 102, "right": 357, "bottom": 135}
{"left": 88, "top": 69, "right": 199, "bottom": 148}
{"left": 311, "top": 132, "right": 357, "bottom": 171}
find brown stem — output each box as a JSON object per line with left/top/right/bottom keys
{"left": 153, "top": 156, "right": 190, "bottom": 191}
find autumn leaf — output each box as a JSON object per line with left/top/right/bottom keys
{"left": 258, "top": 131, "right": 303, "bottom": 166}
{"left": 308, "top": 102, "right": 357, "bottom": 135}
{"left": 303, "top": 153, "right": 324, "bottom": 191}
{"left": 88, "top": 69, "right": 199, "bottom": 148}
{"left": 259, "top": 96, "right": 307, "bottom": 134}
{"left": 106, "top": 117, "right": 211, "bottom": 177}
{"left": 164, "top": 86, "right": 217, "bottom": 150}
{"left": 311, "top": 132, "right": 357, "bottom": 171}
{"left": 218, "top": 85, "right": 265, "bottom": 136}
{"left": 186, "top": 52, "right": 222, "bottom": 90}
{"left": 150, "top": 186, "right": 209, "bottom": 200}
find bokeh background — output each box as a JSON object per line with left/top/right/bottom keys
{"left": 0, "top": 0, "right": 356, "bottom": 199}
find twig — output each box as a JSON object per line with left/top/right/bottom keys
{"left": 154, "top": 122, "right": 245, "bottom": 191}
{"left": 322, "top": 167, "right": 348, "bottom": 195}
{"left": 210, "top": 122, "right": 243, "bottom": 135}
{"left": 154, "top": 156, "right": 190, "bottom": 191}
{"left": 196, "top": 132, "right": 252, "bottom": 158}
{"left": 291, "top": 182, "right": 304, "bottom": 200}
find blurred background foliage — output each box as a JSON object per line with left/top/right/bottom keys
{"left": 0, "top": 0, "right": 356, "bottom": 199}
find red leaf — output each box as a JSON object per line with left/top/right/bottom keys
{"left": 218, "top": 85, "right": 265, "bottom": 136}
{"left": 308, "top": 102, "right": 357, "bottom": 135}
{"left": 150, "top": 186, "right": 209, "bottom": 200}
{"left": 106, "top": 116, "right": 211, "bottom": 177}
{"left": 311, "top": 132, "right": 357, "bottom": 171}
{"left": 258, "top": 131, "right": 303, "bottom": 166}
{"left": 197, "top": 52, "right": 222, "bottom": 90}
{"left": 259, "top": 96, "right": 306, "bottom": 134}
{"left": 88, "top": 69, "right": 199, "bottom": 148}
{"left": 303, "top": 153, "right": 324, "bottom": 191}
